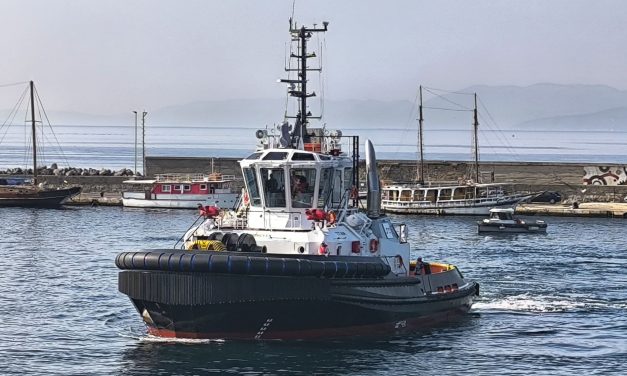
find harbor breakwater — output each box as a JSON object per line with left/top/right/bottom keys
{"left": 5, "top": 156, "right": 627, "bottom": 205}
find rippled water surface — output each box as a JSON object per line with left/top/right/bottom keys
{"left": 0, "top": 207, "right": 625, "bottom": 375}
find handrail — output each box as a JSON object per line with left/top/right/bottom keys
{"left": 173, "top": 214, "right": 206, "bottom": 249}
{"left": 155, "top": 173, "right": 237, "bottom": 183}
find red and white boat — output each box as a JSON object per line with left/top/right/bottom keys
{"left": 122, "top": 172, "right": 239, "bottom": 209}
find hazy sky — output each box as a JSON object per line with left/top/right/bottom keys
{"left": 1, "top": 0, "right": 626, "bottom": 115}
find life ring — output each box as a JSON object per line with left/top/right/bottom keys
{"left": 186, "top": 239, "right": 226, "bottom": 251}
{"left": 369, "top": 238, "right": 379, "bottom": 253}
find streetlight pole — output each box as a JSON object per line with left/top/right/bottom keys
{"left": 133, "top": 111, "right": 138, "bottom": 176}
{"left": 142, "top": 111, "right": 148, "bottom": 176}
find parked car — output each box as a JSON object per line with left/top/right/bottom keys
{"left": 529, "top": 191, "right": 562, "bottom": 204}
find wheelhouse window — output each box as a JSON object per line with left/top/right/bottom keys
{"left": 291, "top": 153, "right": 315, "bottom": 161}
{"left": 262, "top": 152, "right": 289, "bottom": 160}
{"left": 246, "top": 152, "right": 262, "bottom": 160}
{"left": 331, "top": 168, "right": 343, "bottom": 206}
{"left": 173, "top": 185, "right": 182, "bottom": 192}
{"left": 243, "top": 168, "right": 262, "bottom": 206}
{"left": 162, "top": 185, "right": 171, "bottom": 193}
{"left": 318, "top": 168, "right": 334, "bottom": 207}
{"left": 290, "top": 168, "right": 316, "bottom": 208}
{"left": 343, "top": 168, "right": 353, "bottom": 193}
{"left": 199, "top": 184, "right": 207, "bottom": 191}
{"left": 260, "top": 168, "right": 286, "bottom": 208}
{"left": 183, "top": 185, "right": 191, "bottom": 192}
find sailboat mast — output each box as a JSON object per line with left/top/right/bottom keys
{"left": 418, "top": 85, "right": 424, "bottom": 184}
{"left": 473, "top": 93, "right": 479, "bottom": 183}
{"left": 30, "top": 81, "right": 38, "bottom": 185}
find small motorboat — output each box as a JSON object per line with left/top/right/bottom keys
{"left": 477, "top": 208, "right": 547, "bottom": 234}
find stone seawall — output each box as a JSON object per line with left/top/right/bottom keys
{"left": 145, "top": 157, "right": 627, "bottom": 203}
{"left": 10, "top": 157, "right": 625, "bottom": 204}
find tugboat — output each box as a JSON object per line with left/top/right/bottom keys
{"left": 116, "top": 19, "right": 479, "bottom": 340}
{"left": 477, "top": 208, "right": 547, "bottom": 234}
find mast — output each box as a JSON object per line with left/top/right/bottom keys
{"left": 30, "top": 81, "right": 37, "bottom": 185}
{"left": 280, "top": 18, "right": 328, "bottom": 148}
{"left": 473, "top": 93, "right": 479, "bottom": 183}
{"left": 142, "top": 111, "right": 147, "bottom": 176}
{"left": 417, "top": 85, "right": 424, "bottom": 184}
{"left": 133, "top": 111, "right": 138, "bottom": 175}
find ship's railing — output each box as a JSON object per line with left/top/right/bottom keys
{"left": 174, "top": 214, "right": 206, "bottom": 249}
{"left": 155, "top": 173, "right": 237, "bottom": 183}
{"left": 381, "top": 195, "right": 522, "bottom": 208}
{"left": 258, "top": 131, "right": 352, "bottom": 155}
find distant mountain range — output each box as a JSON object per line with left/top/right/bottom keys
{"left": 2, "top": 83, "right": 627, "bottom": 130}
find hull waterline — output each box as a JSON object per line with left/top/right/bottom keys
{"left": 0, "top": 186, "right": 82, "bottom": 208}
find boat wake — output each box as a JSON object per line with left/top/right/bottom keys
{"left": 118, "top": 329, "right": 225, "bottom": 344}
{"left": 473, "top": 293, "right": 627, "bottom": 314}
{"left": 138, "top": 334, "right": 225, "bottom": 345}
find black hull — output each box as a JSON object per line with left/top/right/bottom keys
{"left": 477, "top": 221, "right": 547, "bottom": 234}
{"left": 0, "top": 186, "right": 81, "bottom": 208}
{"left": 117, "top": 251, "right": 478, "bottom": 340}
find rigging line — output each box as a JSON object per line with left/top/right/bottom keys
{"left": 476, "top": 96, "right": 521, "bottom": 159}
{"left": 23, "top": 100, "right": 32, "bottom": 170}
{"left": 478, "top": 113, "right": 521, "bottom": 160}
{"left": 422, "top": 106, "right": 473, "bottom": 112}
{"left": 23, "top": 134, "right": 32, "bottom": 171}
{"left": 37, "top": 103, "right": 46, "bottom": 166}
{"left": 382, "top": 89, "right": 420, "bottom": 177}
{"left": 1, "top": 84, "right": 29, "bottom": 129}
{"left": 423, "top": 87, "right": 472, "bottom": 110}
{"left": 35, "top": 85, "right": 71, "bottom": 168}
{"left": 0, "top": 81, "right": 29, "bottom": 89}
{"left": 421, "top": 85, "right": 474, "bottom": 96}
{"left": 475, "top": 108, "right": 515, "bottom": 153}
{"left": 0, "top": 90, "right": 28, "bottom": 145}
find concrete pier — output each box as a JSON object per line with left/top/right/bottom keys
{"left": 517, "top": 203, "right": 627, "bottom": 218}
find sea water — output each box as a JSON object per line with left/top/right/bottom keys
{"left": 0, "top": 207, "right": 625, "bottom": 375}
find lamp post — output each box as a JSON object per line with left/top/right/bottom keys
{"left": 133, "top": 111, "right": 138, "bottom": 176}
{"left": 141, "top": 111, "right": 148, "bottom": 176}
